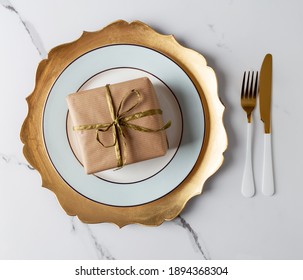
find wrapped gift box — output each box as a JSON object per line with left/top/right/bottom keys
{"left": 66, "top": 77, "right": 170, "bottom": 174}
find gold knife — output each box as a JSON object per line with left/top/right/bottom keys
{"left": 259, "top": 53, "right": 274, "bottom": 196}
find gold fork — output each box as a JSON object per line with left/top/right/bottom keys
{"left": 241, "top": 71, "right": 258, "bottom": 197}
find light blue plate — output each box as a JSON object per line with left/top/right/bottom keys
{"left": 43, "top": 45, "right": 204, "bottom": 206}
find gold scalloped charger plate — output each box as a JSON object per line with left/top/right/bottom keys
{"left": 20, "top": 20, "right": 227, "bottom": 227}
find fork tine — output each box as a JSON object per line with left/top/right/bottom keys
{"left": 245, "top": 71, "right": 250, "bottom": 98}
{"left": 251, "top": 71, "right": 254, "bottom": 97}
{"left": 253, "top": 71, "right": 258, "bottom": 98}
{"left": 241, "top": 71, "right": 246, "bottom": 99}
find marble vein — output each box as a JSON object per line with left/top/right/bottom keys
{"left": 1, "top": 0, "right": 47, "bottom": 58}
{"left": 175, "top": 215, "right": 210, "bottom": 260}
{"left": 70, "top": 217, "right": 76, "bottom": 232}
{"left": 207, "top": 24, "right": 232, "bottom": 52}
{"left": 216, "top": 42, "right": 232, "bottom": 52}
{"left": 85, "top": 225, "right": 116, "bottom": 260}
{"left": 0, "top": 152, "right": 34, "bottom": 170}
{"left": 207, "top": 24, "right": 215, "bottom": 33}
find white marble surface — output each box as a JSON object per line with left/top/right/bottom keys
{"left": 0, "top": 0, "right": 303, "bottom": 260}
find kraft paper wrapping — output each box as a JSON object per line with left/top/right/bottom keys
{"left": 66, "top": 77, "right": 169, "bottom": 174}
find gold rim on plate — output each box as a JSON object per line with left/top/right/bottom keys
{"left": 20, "top": 20, "right": 227, "bottom": 227}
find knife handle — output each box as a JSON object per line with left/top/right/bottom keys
{"left": 241, "top": 123, "right": 255, "bottom": 197}
{"left": 262, "top": 133, "right": 275, "bottom": 196}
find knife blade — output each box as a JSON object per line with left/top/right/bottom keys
{"left": 259, "top": 53, "right": 272, "bottom": 134}
{"left": 259, "top": 53, "right": 274, "bottom": 196}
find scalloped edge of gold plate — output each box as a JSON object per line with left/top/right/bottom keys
{"left": 20, "top": 20, "right": 227, "bottom": 227}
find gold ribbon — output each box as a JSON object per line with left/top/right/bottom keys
{"left": 73, "top": 84, "right": 171, "bottom": 169}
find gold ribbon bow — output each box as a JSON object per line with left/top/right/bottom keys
{"left": 73, "top": 84, "right": 171, "bottom": 169}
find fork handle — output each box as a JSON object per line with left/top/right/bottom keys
{"left": 262, "top": 133, "right": 275, "bottom": 196}
{"left": 241, "top": 123, "right": 255, "bottom": 197}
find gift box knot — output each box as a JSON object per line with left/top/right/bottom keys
{"left": 73, "top": 84, "right": 171, "bottom": 169}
